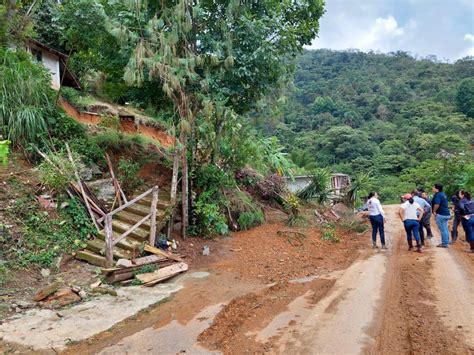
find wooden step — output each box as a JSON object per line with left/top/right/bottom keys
{"left": 97, "top": 230, "right": 143, "bottom": 251}
{"left": 86, "top": 239, "right": 134, "bottom": 260}
{"left": 76, "top": 250, "right": 107, "bottom": 267}
{"left": 115, "top": 210, "right": 166, "bottom": 227}
{"left": 112, "top": 219, "right": 149, "bottom": 241}
{"left": 124, "top": 203, "right": 153, "bottom": 217}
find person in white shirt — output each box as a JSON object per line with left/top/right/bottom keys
{"left": 367, "top": 192, "right": 386, "bottom": 249}
{"left": 399, "top": 193, "right": 424, "bottom": 253}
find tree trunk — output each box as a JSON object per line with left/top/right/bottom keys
{"left": 181, "top": 132, "right": 188, "bottom": 239}
{"left": 167, "top": 146, "right": 180, "bottom": 239}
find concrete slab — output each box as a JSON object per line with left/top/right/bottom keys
{"left": 0, "top": 272, "right": 209, "bottom": 352}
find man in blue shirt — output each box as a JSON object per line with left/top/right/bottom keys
{"left": 412, "top": 190, "right": 430, "bottom": 246}
{"left": 432, "top": 183, "right": 451, "bottom": 248}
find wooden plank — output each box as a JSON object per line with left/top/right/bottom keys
{"left": 136, "top": 262, "right": 188, "bottom": 285}
{"left": 106, "top": 260, "right": 176, "bottom": 283}
{"left": 104, "top": 214, "right": 114, "bottom": 268}
{"left": 97, "top": 187, "right": 154, "bottom": 223}
{"left": 144, "top": 244, "right": 185, "bottom": 263}
{"left": 101, "top": 256, "right": 169, "bottom": 275}
{"left": 76, "top": 250, "right": 107, "bottom": 267}
{"left": 113, "top": 213, "right": 151, "bottom": 246}
{"left": 34, "top": 282, "right": 61, "bottom": 302}
{"left": 66, "top": 143, "right": 99, "bottom": 232}
{"left": 105, "top": 153, "right": 128, "bottom": 205}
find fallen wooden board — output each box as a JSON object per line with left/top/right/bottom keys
{"left": 136, "top": 262, "right": 188, "bottom": 286}
{"left": 101, "top": 255, "right": 169, "bottom": 275}
{"left": 106, "top": 260, "right": 176, "bottom": 283}
{"left": 34, "top": 282, "right": 61, "bottom": 302}
{"left": 144, "top": 244, "right": 185, "bottom": 263}
{"left": 76, "top": 250, "right": 107, "bottom": 267}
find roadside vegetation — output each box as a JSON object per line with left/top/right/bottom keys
{"left": 259, "top": 50, "right": 474, "bottom": 202}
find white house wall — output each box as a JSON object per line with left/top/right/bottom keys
{"left": 41, "top": 49, "right": 61, "bottom": 89}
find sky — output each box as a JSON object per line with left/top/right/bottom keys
{"left": 307, "top": 0, "right": 474, "bottom": 61}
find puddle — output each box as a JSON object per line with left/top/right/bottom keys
{"left": 100, "top": 303, "right": 224, "bottom": 354}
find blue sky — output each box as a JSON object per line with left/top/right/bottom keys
{"left": 307, "top": 0, "right": 474, "bottom": 61}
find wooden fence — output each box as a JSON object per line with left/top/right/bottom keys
{"left": 97, "top": 186, "right": 159, "bottom": 267}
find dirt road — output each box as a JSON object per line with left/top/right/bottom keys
{"left": 2, "top": 206, "right": 472, "bottom": 354}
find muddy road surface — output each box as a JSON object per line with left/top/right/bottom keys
{"left": 2, "top": 206, "right": 473, "bottom": 354}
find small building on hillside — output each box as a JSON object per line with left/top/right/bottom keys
{"left": 284, "top": 173, "right": 351, "bottom": 196}
{"left": 25, "top": 39, "right": 81, "bottom": 90}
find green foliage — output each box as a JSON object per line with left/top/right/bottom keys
{"left": 339, "top": 218, "right": 369, "bottom": 234}
{"left": 0, "top": 139, "right": 11, "bottom": 167}
{"left": 320, "top": 223, "right": 340, "bottom": 243}
{"left": 0, "top": 49, "right": 54, "bottom": 147}
{"left": 38, "top": 150, "right": 86, "bottom": 192}
{"left": 456, "top": 78, "right": 474, "bottom": 118}
{"left": 263, "top": 50, "right": 473, "bottom": 201}
{"left": 61, "top": 87, "right": 95, "bottom": 111}
{"left": 0, "top": 263, "right": 7, "bottom": 286}
{"left": 133, "top": 264, "right": 157, "bottom": 275}
{"left": 5, "top": 196, "right": 95, "bottom": 267}
{"left": 190, "top": 191, "right": 229, "bottom": 238}
{"left": 297, "top": 168, "right": 331, "bottom": 204}
{"left": 98, "top": 116, "right": 121, "bottom": 131}
{"left": 238, "top": 210, "right": 265, "bottom": 231}
{"left": 343, "top": 173, "right": 373, "bottom": 208}
{"left": 117, "top": 158, "right": 143, "bottom": 195}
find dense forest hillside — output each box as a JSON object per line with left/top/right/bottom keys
{"left": 271, "top": 50, "right": 474, "bottom": 201}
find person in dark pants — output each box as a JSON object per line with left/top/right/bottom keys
{"left": 367, "top": 192, "right": 386, "bottom": 249}
{"left": 412, "top": 190, "right": 430, "bottom": 246}
{"left": 399, "top": 193, "right": 424, "bottom": 253}
{"left": 451, "top": 191, "right": 461, "bottom": 243}
{"left": 459, "top": 191, "right": 474, "bottom": 252}
{"left": 420, "top": 189, "right": 433, "bottom": 238}
{"left": 432, "top": 183, "right": 451, "bottom": 248}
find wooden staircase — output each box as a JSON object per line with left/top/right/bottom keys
{"left": 76, "top": 189, "right": 172, "bottom": 267}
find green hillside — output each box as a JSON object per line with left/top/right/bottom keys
{"left": 271, "top": 50, "right": 474, "bottom": 201}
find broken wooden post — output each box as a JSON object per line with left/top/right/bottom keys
{"left": 65, "top": 143, "right": 100, "bottom": 232}
{"left": 149, "top": 186, "right": 159, "bottom": 246}
{"left": 104, "top": 214, "right": 114, "bottom": 268}
{"left": 105, "top": 153, "right": 128, "bottom": 205}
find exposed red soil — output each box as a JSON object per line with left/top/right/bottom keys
{"left": 211, "top": 222, "right": 368, "bottom": 283}
{"left": 198, "top": 278, "right": 336, "bottom": 354}
{"left": 60, "top": 98, "right": 175, "bottom": 148}
{"left": 373, "top": 225, "right": 471, "bottom": 354}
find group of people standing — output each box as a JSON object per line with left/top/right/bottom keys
{"left": 367, "top": 184, "right": 474, "bottom": 253}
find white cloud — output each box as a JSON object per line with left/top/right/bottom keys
{"left": 306, "top": 0, "right": 474, "bottom": 61}
{"left": 464, "top": 34, "right": 474, "bottom": 42}
{"left": 356, "top": 16, "right": 407, "bottom": 51}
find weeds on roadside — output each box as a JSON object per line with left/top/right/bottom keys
{"left": 320, "top": 223, "right": 340, "bottom": 243}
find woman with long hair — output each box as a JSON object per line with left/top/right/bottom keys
{"left": 367, "top": 192, "right": 386, "bottom": 249}
{"left": 459, "top": 190, "right": 474, "bottom": 253}
{"left": 399, "top": 193, "right": 424, "bottom": 253}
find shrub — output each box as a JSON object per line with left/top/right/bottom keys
{"left": 256, "top": 174, "right": 285, "bottom": 200}
{"left": 117, "top": 158, "right": 144, "bottom": 195}
{"left": 98, "top": 115, "right": 121, "bottom": 131}
{"left": 61, "top": 87, "right": 94, "bottom": 111}
{"left": 320, "top": 223, "right": 340, "bottom": 242}
{"left": 297, "top": 168, "right": 331, "bottom": 204}
{"left": 0, "top": 49, "right": 54, "bottom": 147}
{"left": 5, "top": 196, "right": 95, "bottom": 267}
{"left": 190, "top": 191, "right": 229, "bottom": 237}
{"left": 38, "top": 150, "right": 86, "bottom": 193}
{"left": 238, "top": 210, "right": 264, "bottom": 231}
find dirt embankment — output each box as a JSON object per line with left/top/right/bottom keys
{"left": 60, "top": 99, "right": 175, "bottom": 148}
